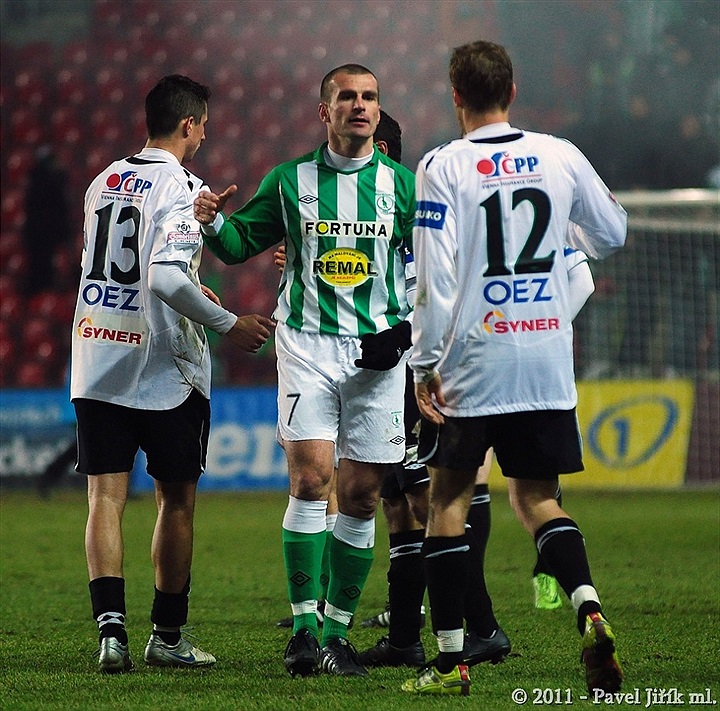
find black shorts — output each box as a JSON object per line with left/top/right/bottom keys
{"left": 381, "top": 462, "right": 430, "bottom": 499}
{"left": 418, "top": 409, "right": 583, "bottom": 480}
{"left": 381, "top": 367, "right": 430, "bottom": 499}
{"left": 74, "top": 389, "right": 210, "bottom": 482}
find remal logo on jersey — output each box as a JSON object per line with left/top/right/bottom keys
{"left": 105, "top": 170, "right": 153, "bottom": 195}
{"left": 477, "top": 152, "right": 540, "bottom": 179}
{"left": 313, "top": 248, "right": 377, "bottom": 288}
{"left": 415, "top": 201, "right": 447, "bottom": 229}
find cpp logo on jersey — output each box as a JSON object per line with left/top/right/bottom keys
{"left": 415, "top": 201, "right": 447, "bottom": 229}
{"left": 477, "top": 152, "right": 540, "bottom": 179}
{"left": 105, "top": 170, "right": 153, "bottom": 195}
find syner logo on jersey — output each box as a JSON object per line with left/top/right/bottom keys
{"left": 75, "top": 316, "right": 145, "bottom": 346}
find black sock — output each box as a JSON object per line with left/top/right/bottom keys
{"left": 578, "top": 600, "right": 603, "bottom": 633}
{"left": 423, "top": 535, "right": 469, "bottom": 673}
{"left": 387, "top": 529, "right": 426, "bottom": 648}
{"left": 151, "top": 576, "right": 190, "bottom": 642}
{"left": 533, "top": 486, "right": 563, "bottom": 577}
{"left": 464, "top": 484, "right": 498, "bottom": 637}
{"left": 535, "top": 518, "right": 599, "bottom": 633}
{"left": 89, "top": 576, "right": 128, "bottom": 645}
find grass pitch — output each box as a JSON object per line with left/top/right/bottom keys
{"left": 1, "top": 488, "right": 718, "bottom": 710}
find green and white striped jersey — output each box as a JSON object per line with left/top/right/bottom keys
{"left": 202, "top": 143, "right": 416, "bottom": 337}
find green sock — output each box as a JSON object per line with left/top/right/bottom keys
{"left": 282, "top": 528, "right": 325, "bottom": 635}
{"left": 322, "top": 536, "right": 374, "bottom": 644}
{"left": 319, "top": 529, "right": 333, "bottom": 601}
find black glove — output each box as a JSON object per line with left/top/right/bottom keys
{"left": 354, "top": 320, "right": 412, "bottom": 371}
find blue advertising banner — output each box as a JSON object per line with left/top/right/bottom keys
{"left": 0, "top": 389, "right": 75, "bottom": 480}
{"left": 0, "top": 387, "right": 288, "bottom": 491}
{"left": 132, "top": 387, "right": 288, "bottom": 491}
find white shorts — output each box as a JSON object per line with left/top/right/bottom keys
{"left": 275, "top": 322, "right": 406, "bottom": 464}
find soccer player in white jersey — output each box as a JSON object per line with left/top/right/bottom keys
{"left": 194, "top": 65, "right": 415, "bottom": 677}
{"left": 360, "top": 245, "right": 593, "bottom": 670}
{"left": 72, "top": 75, "right": 274, "bottom": 673}
{"left": 404, "top": 41, "right": 627, "bottom": 696}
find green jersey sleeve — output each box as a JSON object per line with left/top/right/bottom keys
{"left": 202, "top": 169, "right": 285, "bottom": 265}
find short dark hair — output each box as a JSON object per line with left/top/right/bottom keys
{"left": 375, "top": 110, "right": 402, "bottom": 163}
{"left": 145, "top": 75, "right": 211, "bottom": 139}
{"left": 449, "top": 41, "right": 514, "bottom": 114}
{"left": 320, "top": 63, "right": 378, "bottom": 102}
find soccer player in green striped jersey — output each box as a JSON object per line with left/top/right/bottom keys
{"left": 194, "top": 65, "right": 416, "bottom": 677}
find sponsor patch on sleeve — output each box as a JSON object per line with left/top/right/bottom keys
{"left": 415, "top": 201, "right": 447, "bottom": 229}
{"left": 166, "top": 220, "right": 201, "bottom": 245}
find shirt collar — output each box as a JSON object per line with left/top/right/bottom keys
{"left": 314, "top": 142, "right": 380, "bottom": 171}
{"left": 464, "top": 122, "right": 516, "bottom": 140}
{"left": 135, "top": 147, "right": 181, "bottom": 165}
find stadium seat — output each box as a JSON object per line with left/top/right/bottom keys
{"left": 13, "top": 41, "right": 53, "bottom": 72}
{"left": 0, "top": 292, "right": 21, "bottom": 325}
{"left": 133, "top": 65, "right": 159, "bottom": 98}
{"left": 0, "top": 230, "right": 23, "bottom": 267}
{"left": 133, "top": 2, "right": 162, "bottom": 33}
{"left": 0, "top": 188, "right": 25, "bottom": 231}
{"left": 207, "top": 0, "right": 240, "bottom": 24}
{"left": 22, "top": 316, "right": 53, "bottom": 353}
{"left": 13, "top": 69, "right": 49, "bottom": 107}
{"left": 84, "top": 147, "right": 114, "bottom": 175}
{"left": 51, "top": 106, "right": 83, "bottom": 149}
{"left": 1, "top": 252, "right": 27, "bottom": 284}
{"left": 9, "top": 107, "right": 45, "bottom": 146}
{"left": 53, "top": 290, "right": 78, "bottom": 324}
{"left": 129, "top": 106, "right": 148, "bottom": 145}
{"left": 29, "top": 292, "right": 63, "bottom": 319}
{"left": 3, "top": 146, "right": 33, "bottom": 188}
{"left": 98, "top": 39, "right": 133, "bottom": 67}
{"left": 0, "top": 337, "right": 16, "bottom": 386}
{"left": 32, "top": 335, "right": 61, "bottom": 374}
{"left": 145, "top": 45, "right": 170, "bottom": 72}
{"left": 0, "top": 312, "right": 10, "bottom": 336}
{"left": 0, "top": 273, "right": 16, "bottom": 300}
{"left": 92, "top": 0, "right": 124, "bottom": 37}
{"left": 61, "top": 40, "right": 91, "bottom": 70}
{"left": 93, "top": 66, "right": 128, "bottom": 105}
{"left": 211, "top": 64, "right": 249, "bottom": 101}
{"left": 55, "top": 67, "right": 91, "bottom": 106}
{"left": 15, "top": 360, "right": 48, "bottom": 388}
{"left": 90, "top": 107, "right": 123, "bottom": 145}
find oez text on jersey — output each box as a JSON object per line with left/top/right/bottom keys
{"left": 483, "top": 277, "right": 552, "bottom": 306}
{"left": 82, "top": 282, "right": 141, "bottom": 311}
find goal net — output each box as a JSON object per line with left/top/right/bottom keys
{"left": 574, "top": 189, "right": 719, "bottom": 485}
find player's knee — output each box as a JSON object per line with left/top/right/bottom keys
{"left": 406, "top": 494, "right": 428, "bottom": 528}
{"left": 340, "top": 488, "right": 380, "bottom": 520}
{"left": 382, "top": 495, "right": 417, "bottom": 532}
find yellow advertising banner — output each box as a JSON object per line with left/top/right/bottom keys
{"left": 488, "top": 380, "right": 695, "bottom": 489}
